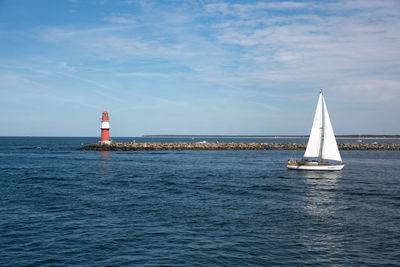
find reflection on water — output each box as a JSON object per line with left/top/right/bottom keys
{"left": 298, "top": 171, "right": 343, "bottom": 256}
{"left": 100, "top": 151, "right": 111, "bottom": 171}
{"left": 100, "top": 150, "right": 110, "bottom": 160}
{"left": 300, "top": 170, "right": 342, "bottom": 180}
{"left": 301, "top": 170, "right": 340, "bottom": 216}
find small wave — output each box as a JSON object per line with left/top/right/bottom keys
{"left": 18, "top": 146, "right": 44, "bottom": 150}
{"left": 37, "top": 258, "right": 64, "bottom": 265}
{"left": 23, "top": 176, "right": 66, "bottom": 181}
{"left": 129, "top": 174, "right": 143, "bottom": 178}
{"left": 347, "top": 191, "right": 386, "bottom": 197}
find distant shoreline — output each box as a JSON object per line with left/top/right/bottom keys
{"left": 142, "top": 135, "right": 400, "bottom": 139}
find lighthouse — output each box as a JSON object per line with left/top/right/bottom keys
{"left": 100, "top": 111, "right": 111, "bottom": 144}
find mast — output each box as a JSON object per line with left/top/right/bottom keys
{"left": 319, "top": 92, "right": 325, "bottom": 159}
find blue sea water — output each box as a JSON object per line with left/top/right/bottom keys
{"left": 1, "top": 137, "right": 400, "bottom": 266}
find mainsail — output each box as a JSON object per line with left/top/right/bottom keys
{"left": 303, "top": 91, "right": 342, "bottom": 163}
{"left": 303, "top": 92, "right": 323, "bottom": 159}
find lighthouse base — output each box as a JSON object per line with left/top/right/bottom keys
{"left": 99, "top": 140, "right": 112, "bottom": 145}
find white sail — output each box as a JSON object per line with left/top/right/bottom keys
{"left": 321, "top": 96, "right": 342, "bottom": 162}
{"left": 303, "top": 91, "right": 323, "bottom": 159}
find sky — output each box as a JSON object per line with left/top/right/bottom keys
{"left": 1, "top": 0, "right": 399, "bottom": 137}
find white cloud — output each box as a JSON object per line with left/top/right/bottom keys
{"left": 105, "top": 15, "right": 136, "bottom": 25}
{"left": 117, "top": 72, "right": 169, "bottom": 78}
{"left": 205, "top": 1, "right": 310, "bottom": 16}
{"left": 37, "top": 0, "right": 400, "bottom": 104}
{"left": 203, "top": 0, "right": 400, "bottom": 102}
{"left": 2, "top": 0, "right": 400, "bottom": 135}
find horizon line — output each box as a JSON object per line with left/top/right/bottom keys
{"left": 1, "top": 134, "right": 400, "bottom": 138}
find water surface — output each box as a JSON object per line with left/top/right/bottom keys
{"left": 1, "top": 137, "right": 399, "bottom": 265}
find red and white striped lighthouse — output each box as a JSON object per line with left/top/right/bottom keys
{"left": 100, "top": 111, "right": 111, "bottom": 144}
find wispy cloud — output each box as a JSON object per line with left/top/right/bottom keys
{"left": 2, "top": 0, "right": 399, "bottom": 135}
{"left": 104, "top": 14, "right": 136, "bottom": 25}
{"left": 205, "top": 1, "right": 310, "bottom": 16}
{"left": 202, "top": 0, "right": 400, "bottom": 101}
{"left": 28, "top": 0, "right": 400, "bottom": 103}
{"left": 117, "top": 72, "right": 170, "bottom": 78}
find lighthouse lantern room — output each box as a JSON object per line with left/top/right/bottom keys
{"left": 100, "top": 111, "right": 111, "bottom": 144}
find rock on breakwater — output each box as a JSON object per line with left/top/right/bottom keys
{"left": 78, "top": 142, "right": 400, "bottom": 151}
{"left": 338, "top": 142, "right": 400, "bottom": 150}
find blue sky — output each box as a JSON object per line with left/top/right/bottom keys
{"left": 1, "top": 0, "right": 399, "bottom": 136}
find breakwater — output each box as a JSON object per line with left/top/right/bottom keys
{"left": 79, "top": 142, "right": 400, "bottom": 151}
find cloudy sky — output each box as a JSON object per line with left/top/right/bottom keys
{"left": 1, "top": 0, "right": 399, "bottom": 136}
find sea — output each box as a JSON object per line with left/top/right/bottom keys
{"left": 1, "top": 137, "right": 399, "bottom": 266}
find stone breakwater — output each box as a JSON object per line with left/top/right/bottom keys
{"left": 79, "top": 142, "right": 400, "bottom": 151}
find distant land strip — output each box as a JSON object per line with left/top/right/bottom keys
{"left": 142, "top": 135, "right": 400, "bottom": 139}
{"left": 79, "top": 142, "right": 400, "bottom": 151}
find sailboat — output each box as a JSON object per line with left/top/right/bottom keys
{"left": 287, "top": 91, "right": 344, "bottom": 171}
{"left": 356, "top": 133, "right": 363, "bottom": 143}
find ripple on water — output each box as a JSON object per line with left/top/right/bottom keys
{"left": 0, "top": 139, "right": 400, "bottom": 265}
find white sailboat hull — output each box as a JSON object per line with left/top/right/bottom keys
{"left": 287, "top": 164, "right": 344, "bottom": 171}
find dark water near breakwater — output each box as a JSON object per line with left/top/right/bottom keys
{"left": 1, "top": 137, "right": 400, "bottom": 266}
